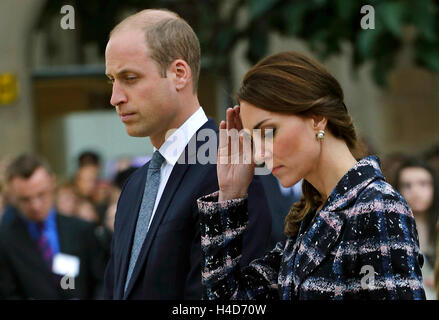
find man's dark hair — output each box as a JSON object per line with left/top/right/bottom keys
{"left": 78, "top": 151, "right": 101, "bottom": 167}
{"left": 6, "top": 154, "right": 53, "bottom": 182}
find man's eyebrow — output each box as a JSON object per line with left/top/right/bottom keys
{"left": 253, "top": 118, "right": 271, "bottom": 130}
{"left": 106, "top": 69, "right": 140, "bottom": 77}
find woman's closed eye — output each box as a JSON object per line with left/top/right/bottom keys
{"left": 262, "top": 127, "right": 276, "bottom": 140}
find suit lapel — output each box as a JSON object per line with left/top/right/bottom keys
{"left": 56, "top": 214, "right": 71, "bottom": 253}
{"left": 123, "top": 160, "right": 190, "bottom": 298}
{"left": 8, "top": 215, "right": 55, "bottom": 280}
{"left": 114, "top": 163, "right": 149, "bottom": 299}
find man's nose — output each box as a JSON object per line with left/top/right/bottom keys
{"left": 110, "top": 82, "right": 127, "bottom": 107}
{"left": 29, "top": 196, "right": 43, "bottom": 212}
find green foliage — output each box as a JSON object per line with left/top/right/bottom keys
{"left": 39, "top": 0, "right": 439, "bottom": 87}
{"left": 248, "top": 0, "right": 281, "bottom": 19}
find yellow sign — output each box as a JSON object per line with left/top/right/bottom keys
{"left": 0, "top": 73, "right": 19, "bottom": 105}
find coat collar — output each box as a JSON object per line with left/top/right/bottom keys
{"left": 280, "top": 155, "right": 385, "bottom": 299}
{"left": 324, "top": 155, "right": 384, "bottom": 212}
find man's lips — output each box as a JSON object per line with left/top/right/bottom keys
{"left": 272, "top": 165, "right": 283, "bottom": 174}
{"left": 119, "top": 112, "right": 137, "bottom": 122}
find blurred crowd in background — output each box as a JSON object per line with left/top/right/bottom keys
{"left": 0, "top": 150, "right": 148, "bottom": 261}
{"left": 0, "top": 150, "right": 148, "bottom": 299}
{"left": 381, "top": 144, "right": 439, "bottom": 300}
{"left": 0, "top": 138, "right": 439, "bottom": 299}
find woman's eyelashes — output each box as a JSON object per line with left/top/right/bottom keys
{"left": 250, "top": 128, "right": 276, "bottom": 148}
{"left": 263, "top": 127, "right": 276, "bottom": 139}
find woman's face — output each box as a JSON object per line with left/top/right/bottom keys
{"left": 56, "top": 187, "right": 77, "bottom": 216}
{"left": 399, "top": 167, "right": 434, "bottom": 214}
{"left": 77, "top": 201, "right": 99, "bottom": 223}
{"left": 240, "top": 101, "right": 321, "bottom": 188}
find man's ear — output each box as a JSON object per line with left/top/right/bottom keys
{"left": 310, "top": 114, "right": 328, "bottom": 131}
{"left": 169, "top": 59, "right": 191, "bottom": 92}
{"left": 7, "top": 180, "right": 17, "bottom": 204}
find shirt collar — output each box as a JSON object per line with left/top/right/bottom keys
{"left": 155, "top": 107, "right": 208, "bottom": 166}
{"left": 25, "top": 207, "right": 57, "bottom": 237}
{"left": 44, "top": 207, "right": 57, "bottom": 229}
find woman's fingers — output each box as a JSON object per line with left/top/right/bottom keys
{"left": 218, "top": 120, "right": 227, "bottom": 154}
{"left": 220, "top": 107, "right": 250, "bottom": 165}
{"left": 241, "top": 131, "right": 254, "bottom": 165}
{"left": 226, "top": 108, "right": 234, "bottom": 130}
{"left": 226, "top": 106, "right": 243, "bottom": 131}
{"left": 230, "top": 106, "right": 239, "bottom": 131}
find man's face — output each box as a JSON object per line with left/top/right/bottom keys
{"left": 105, "top": 30, "right": 178, "bottom": 141}
{"left": 9, "top": 167, "right": 56, "bottom": 222}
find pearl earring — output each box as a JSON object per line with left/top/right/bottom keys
{"left": 316, "top": 130, "right": 325, "bottom": 140}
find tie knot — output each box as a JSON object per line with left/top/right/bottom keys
{"left": 149, "top": 151, "right": 165, "bottom": 169}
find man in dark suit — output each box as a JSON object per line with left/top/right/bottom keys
{"left": 104, "top": 9, "right": 272, "bottom": 299}
{"left": 0, "top": 154, "right": 105, "bottom": 299}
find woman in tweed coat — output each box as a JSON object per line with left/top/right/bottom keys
{"left": 197, "top": 51, "right": 425, "bottom": 300}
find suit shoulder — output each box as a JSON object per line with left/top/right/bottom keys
{"left": 0, "top": 224, "right": 9, "bottom": 242}
{"left": 57, "top": 214, "right": 95, "bottom": 233}
{"left": 120, "top": 165, "right": 145, "bottom": 188}
{"left": 0, "top": 213, "right": 21, "bottom": 240}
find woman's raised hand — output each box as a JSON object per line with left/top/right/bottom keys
{"left": 218, "top": 105, "right": 255, "bottom": 201}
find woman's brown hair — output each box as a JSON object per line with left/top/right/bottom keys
{"left": 237, "top": 51, "right": 361, "bottom": 237}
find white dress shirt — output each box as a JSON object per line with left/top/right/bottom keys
{"left": 146, "top": 107, "right": 208, "bottom": 231}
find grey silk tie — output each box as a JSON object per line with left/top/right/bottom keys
{"left": 124, "top": 150, "right": 165, "bottom": 293}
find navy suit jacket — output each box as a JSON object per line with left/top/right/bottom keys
{"left": 0, "top": 211, "right": 105, "bottom": 299}
{"left": 104, "top": 118, "right": 272, "bottom": 299}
